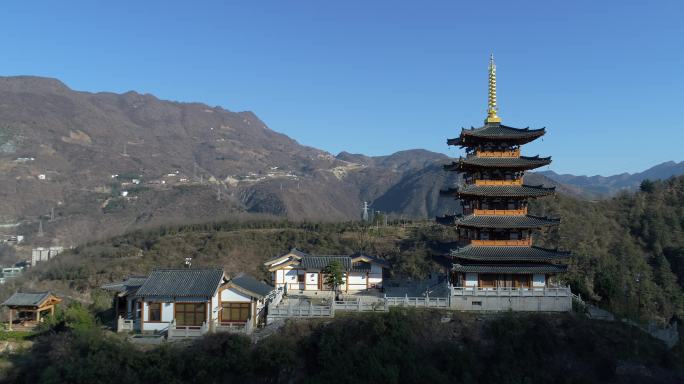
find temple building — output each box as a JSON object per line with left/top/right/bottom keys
{"left": 439, "top": 56, "right": 570, "bottom": 294}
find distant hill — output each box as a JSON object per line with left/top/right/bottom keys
{"left": 539, "top": 161, "right": 684, "bottom": 197}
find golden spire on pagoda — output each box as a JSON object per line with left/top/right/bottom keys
{"left": 485, "top": 54, "right": 501, "bottom": 123}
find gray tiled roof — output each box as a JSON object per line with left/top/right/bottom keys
{"left": 135, "top": 268, "right": 224, "bottom": 301}
{"left": 2, "top": 292, "right": 53, "bottom": 307}
{"left": 351, "top": 253, "right": 390, "bottom": 267}
{"left": 351, "top": 262, "right": 372, "bottom": 272}
{"left": 452, "top": 263, "right": 567, "bottom": 274}
{"left": 101, "top": 276, "right": 148, "bottom": 294}
{"left": 454, "top": 214, "right": 560, "bottom": 229}
{"left": 288, "top": 248, "right": 310, "bottom": 258}
{"left": 229, "top": 273, "right": 274, "bottom": 298}
{"left": 445, "top": 155, "right": 551, "bottom": 171}
{"left": 448, "top": 123, "right": 546, "bottom": 146}
{"left": 263, "top": 247, "right": 310, "bottom": 265}
{"left": 450, "top": 184, "right": 556, "bottom": 198}
{"left": 450, "top": 245, "right": 570, "bottom": 261}
{"left": 300, "top": 256, "right": 352, "bottom": 270}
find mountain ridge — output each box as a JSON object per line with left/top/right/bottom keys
{"left": 539, "top": 160, "right": 684, "bottom": 197}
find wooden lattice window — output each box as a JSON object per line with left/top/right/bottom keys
{"left": 148, "top": 303, "right": 161, "bottom": 322}
{"left": 221, "top": 302, "right": 250, "bottom": 323}
{"left": 174, "top": 303, "right": 206, "bottom": 327}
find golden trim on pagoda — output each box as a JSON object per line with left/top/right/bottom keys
{"left": 473, "top": 207, "right": 528, "bottom": 216}
{"left": 473, "top": 179, "right": 524, "bottom": 186}
{"left": 485, "top": 54, "right": 501, "bottom": 123}
{"left": 471, "top": 239, "right": 532, "bottom": 247}
{"left": 475, "top": 148, "right": 520, "bottom": 158}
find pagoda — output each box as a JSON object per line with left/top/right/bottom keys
{"left": 439, "top": 56, "right": 569, "bottom": 290}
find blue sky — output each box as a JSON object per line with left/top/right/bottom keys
{"left": 1, "top": 1, "right": 682, "bottom": 175}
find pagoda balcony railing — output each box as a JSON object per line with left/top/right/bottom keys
{"left": 473, "top": 208, "right": 527, "bottom": 216}
{"left": 450, "top": 286, "right": 572, "bottom": 297}
{"left": 474, "top": 179, "right": 523, "bottom": 186}
{"left": 475, "top": 149, "right": 520, "bottom": 158}
{"left": 470, "top": 238, "right": 532, "bottom": 246}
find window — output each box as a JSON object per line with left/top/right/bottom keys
{"left": 297, "top": 273, "right": 305, "bottom": 283}
{"left": 480, "top": 274, "right": 497, "bottom": 288}
{"left": 148, "top": 303, "right": 161, "bottom": 322}
{"left": 513, "top": 275, "right": 531, "bottom": 288}
{"left": 174, "top": 303, "right": 206, "bottom": 327}
{"left": 221, "top": 302, "right": 250, "bottom": 323}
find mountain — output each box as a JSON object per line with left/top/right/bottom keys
{"left": 539, "top": 161, "right": 684, "bottom": 197}
{"left": 0, "top": 76, "right": 465, "bottom": 246}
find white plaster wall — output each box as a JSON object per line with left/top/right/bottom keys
{"left": 348, "top": 272, "right": 366, "bottom": 286}
{"left": 221, "top": 288, "right": 251, "bottom": 302}
{"left": 284, "top": 269, "right": 299, "bottom": 284}
{"left": 304, "top": 272, "right": 318, "bottom": 290}
{"left": 211, "top": 293, "right": 220, "bottom": 323}
{"left": 465, "top": 273, "right": 478, "bottom": 287}
{"left": 161, "top": 302, "right": 174, "bottom": 321}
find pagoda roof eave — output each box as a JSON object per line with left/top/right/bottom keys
{"left": 452, "top": 214, "right": 560, "bottom": 229}
{"left": 450, "top": 245, "right": 570, "bottom": 262}
{"left": 444, "top": 155, "right": 552, "bottom": 171}
{"left": 451, "top": 263, "right": 568, "bottom": 274}
{"left": 442, "top": 184, "right": 556, "bottom": 198}
{"left": 447, "top": 123, "right": 546, "bottom": 147}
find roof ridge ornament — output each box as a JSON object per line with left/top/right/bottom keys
{"left": 485, "top": 54, "right": 502, "bottom": 124}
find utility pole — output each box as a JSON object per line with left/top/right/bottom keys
{"left": 50, "top": 207, "right": 55, "bottom": 222}
{"left": 217, "top": 185, "right": 222, "bottom": 201}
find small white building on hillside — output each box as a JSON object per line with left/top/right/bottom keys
{"left": 264, "top": 248, "right": 389, "bottom": 293}
{"left": 101, "top": 268, "right": 280, "bottom": 337}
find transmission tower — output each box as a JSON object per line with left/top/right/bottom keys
{"left": 37, "top": 220, "right": 44, "bottom": 237}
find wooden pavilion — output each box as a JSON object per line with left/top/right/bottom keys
{"left": 2, "top": 291, "right": 61, "bottom": 330}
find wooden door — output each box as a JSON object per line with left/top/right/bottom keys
{"left": 479, "top": 274, "right": 496, "bottom": 289}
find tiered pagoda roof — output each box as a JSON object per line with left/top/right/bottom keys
{"left": 450, "top": 245, "right": 570, "bottom": 262}
{"left": 447, "top": 122, "right": 546, "bottom": 147}
{"left": 442, "top": 184, "right": 556, "bottom": 198}
{"left": 452, "top": 263, "right": 567, "bottom": 274}
{"left": 444, "top": 155, "right": 551, "bottom": 172}
{"left": 453, "top": 214, "right": 559, "bottom": 229}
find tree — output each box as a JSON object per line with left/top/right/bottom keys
{"left": 640, "top": 179, "right": 655, "bottom": 193}
{"left": 323, "top": 260, "right": 346, "bottom": 298}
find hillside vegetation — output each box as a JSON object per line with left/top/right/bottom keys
{"left": 2, "top": 309, "right": 682, "bottom": 384}
{"left": 532, "top": 175, "right": 684, "bottom": 323}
